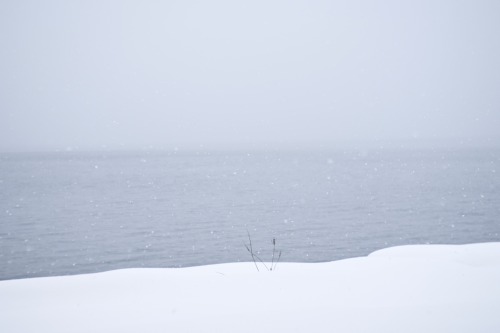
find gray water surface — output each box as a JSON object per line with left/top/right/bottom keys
{"left": 1, "top": 148, "right": 499, "bottom": 280}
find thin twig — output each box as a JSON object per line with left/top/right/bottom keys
{"left": 273, "top": 251, "right": 282, "bottom": 271}
{"left": 244, "top": 243, "right": 259, "bottom": 272}
{"left": 271, "top": 238, "right": 276, "bottom": 271}
{"left": 252, "top": 252, "right": 270, "bottom": 271}
{"left": 246, "top": 230, "right": 259, "bottom": 272}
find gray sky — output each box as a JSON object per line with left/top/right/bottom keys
{"left": 1, "top": 0, "right": 499, "bottom": 151}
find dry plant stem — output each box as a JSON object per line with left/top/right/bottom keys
{"left": 253, "top": 253, "right": 270, "bottom": 271}
{"left": 246, "top": 230, "right": 259, "bottom": 272}
{"left": 245, "top": 231, "right": 279, "bottom": 272}
{"left": 271, "top": 238, "right": 276, "bottom": 271}
{"left": 273, "top": 251, "right": 282, "bottom": 271}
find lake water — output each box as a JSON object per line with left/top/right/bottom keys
{"left": 1, "top": 148, "right": 499, "bottom": 280}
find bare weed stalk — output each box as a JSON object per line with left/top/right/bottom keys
{"left": 245, "top": 231, "right": 281, "bottom": 272}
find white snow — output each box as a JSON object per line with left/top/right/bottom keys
{"left": 1, "top": 243, "right": 499, "bottom": 333}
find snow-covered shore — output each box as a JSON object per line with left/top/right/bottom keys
{"left": 1, "top": 243, "right": 499, "bottom": 333}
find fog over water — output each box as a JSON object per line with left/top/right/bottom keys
{"left": 1, "top": 0, "right": 500, "bottom": 151}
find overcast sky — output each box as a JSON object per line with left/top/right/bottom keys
{"left": 1, "top": 0, "right": 499, "bottom": 151}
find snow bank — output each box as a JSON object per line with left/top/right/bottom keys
{"left": 1, "top": 243, "right": 499, "bottom": 333}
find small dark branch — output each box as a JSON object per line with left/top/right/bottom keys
{"left": 244, "top": 244, "right": 251, "bottom": 256}
{"left": 246, "top": 230, "right": 259, "bottom": 272}
{"left": 244, "top": 243, "right": 259, "bottom": 272}
{"left": 253, "top": 252, "right": 269, "bottom": 271}
{"left": 245, "top": 231, "right": 281, "bottom": 272}
{"left": 271, "top": 238, "right": 276, "bottom": 271}
{"left": 273, "top": 251, "right": 282, "bottom": 271}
